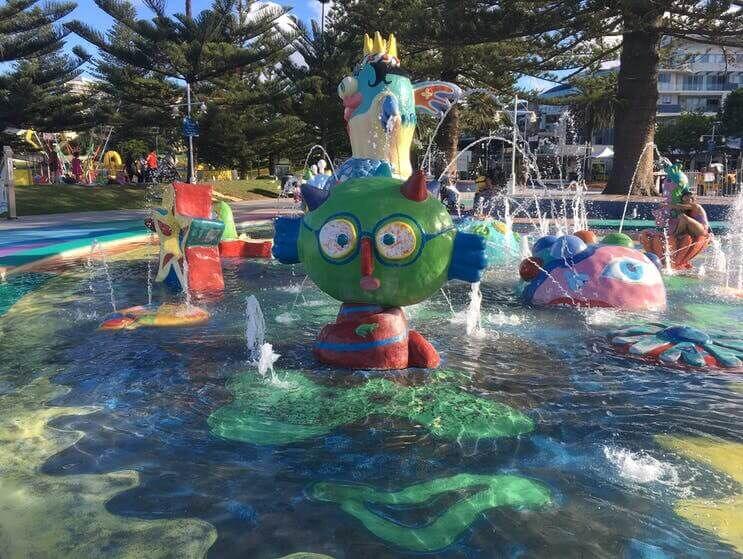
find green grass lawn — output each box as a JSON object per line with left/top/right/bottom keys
{"left": 5, "top": 179, "right": 281, "bottom": 216}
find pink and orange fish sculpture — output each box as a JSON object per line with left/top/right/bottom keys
{"left": 518, "top": 231, "right": 667, "bottom": 311}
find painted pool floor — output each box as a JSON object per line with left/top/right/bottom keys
{"left": 0, "top": 220, "right": 147, "bottom": 268}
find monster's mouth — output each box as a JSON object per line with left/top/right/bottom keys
{"left": 360, "top": 275, "right": 381, "bottom": 291}
{"left": 343, "top": 92, "right": 362, "bottom": 121}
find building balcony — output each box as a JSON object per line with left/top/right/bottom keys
{"left": 657, "top": 88, "right": 734, "bottom": 95}
{"left": 657, "top": 104, "right": 682, "bottom": 113}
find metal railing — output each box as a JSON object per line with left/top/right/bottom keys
{"left": 684, "top": 170, "right": 741, "bottom": 198}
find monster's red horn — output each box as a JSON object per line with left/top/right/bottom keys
{"left": 400, "top": 170, "right": 428, "bottom": 202}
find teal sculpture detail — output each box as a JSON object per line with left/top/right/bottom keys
{"left": 336, "top": 32, "right": 460, "bottom": 181}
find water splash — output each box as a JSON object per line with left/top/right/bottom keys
{"left": 618, "top": 143, "right": 670, "bottom": 233}
{"left": 302, "top": 145, "right": 337, "bottom": 179}
{"left": 89, "top": 240, "right": 117, "bottom": 312}
{"left": 244, "top": 295, "right": 288, "bottom": 387}
{"left": 465, "top": 282, "right": 484, "bottom": 337}
{"left": 604, "top": 445, "right": 679, "bottom": 485}
{"left": 146, "top": 233, "right": 156, "bottom": 306}
{"left": 244, "top": 295, "right": 266, "bottom": 363}
{"left": 439, "top": 287, "right": 456, "bottom": 318}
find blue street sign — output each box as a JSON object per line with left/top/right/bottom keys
{"left": 183, "top": 116, "right": 199, "bottom": 137}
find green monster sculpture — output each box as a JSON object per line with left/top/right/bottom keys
{"left": 273, "top": 31, "right": 484, "bottom": 370}
{"left": 273, "top": 172, "right": 488, "bottom": 369}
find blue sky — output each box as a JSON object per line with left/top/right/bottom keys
{"left": 64, "top": 0, "right": 321, "bottom": 53}
{"left": 63, "top": 0, "right": 556, "bottom": 91}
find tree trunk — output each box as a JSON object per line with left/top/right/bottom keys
{"left": 604, "top": 14, "right": 662, "bottom": 195}
{"left": 436, "top": 103, "right": 459, "bottom": 178}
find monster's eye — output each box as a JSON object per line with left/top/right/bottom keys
{"left": 319, "top": 219, "right": 357, "bottom": 259}
{"left": 338, "top": 76, "right": 358, "bottom": 99}
{"left": 601, "top": 257, "right": 659, "bottom": 285}
{"left": 375, "top": 221, "right": 418, "bottom": 260}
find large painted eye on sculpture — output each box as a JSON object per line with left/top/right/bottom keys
{"left": 338, "top": 76, "right": 358, "bottom": 99}
{"left": 601, "top": 257, "right": 659, "bottom": 284}
{"left": 375, "top": 220, "right": 418, "bottom": 261}
{"left": 319, "top": 218, "right": 358, "bottom": 260}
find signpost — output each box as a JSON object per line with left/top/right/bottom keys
{"left": 1, "top": 146, "right": 17, "bottom": 219}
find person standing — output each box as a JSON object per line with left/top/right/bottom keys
{"left": 71, "top": 153, "right": 83, "bottom": 183}
{"left": 124, "top": 153, "right": 135, "bottom": 183}
{"left": 146, "top": 149, "right": 158, "bottom": 182}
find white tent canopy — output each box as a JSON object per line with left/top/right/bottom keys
{"left": 591, "top": 146, "right": 614, "bottom": 159}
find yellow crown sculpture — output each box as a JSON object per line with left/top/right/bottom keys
{"left": 362, "top": 31, "right": 398, "bottom": 59}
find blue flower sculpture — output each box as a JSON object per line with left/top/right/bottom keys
{"left": 609, "top": 323, "right": 743, "bottom": 371}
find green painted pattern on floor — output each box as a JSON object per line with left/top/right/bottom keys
{"left": 208, "top": 369, "right": 534, "bottom": 446}
{"left": 311, "top": 474, "right": 551, "bottom": 552}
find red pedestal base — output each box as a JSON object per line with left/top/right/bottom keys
{"left": 185, "top": 246, "right": 225, "bottom": 292}
{"left": 219, "top": 239, "right": 273, "bottom": 258}
{"left": 314, "top": 304, "right": 440, "bottom": 370}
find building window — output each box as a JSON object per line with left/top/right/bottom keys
{"left": 681, "top": 96, "right": 703, "bottom": 111}
{"left": 682, "top": 74, "right": 704, "bottom": 91}
{"left": 658, "top": 72, "right": 670, "bottom": 83}
{"left": 661, "top": 95, "right": 672, "bottom": 104}
{"left": 695, "top": 54, "right": 709, "bottom": 63}
{"left": 706, "top": 98, "right": 720, "bottom": 109}
{"left": 706, "top": 73, "right": 727, "bottom": 90}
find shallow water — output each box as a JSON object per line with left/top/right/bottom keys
{"left": 0, "top": 246, "right": 741, "bottom": 559}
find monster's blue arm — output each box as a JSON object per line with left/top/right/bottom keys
{"left": 272, "top": 216, "right": 301, "bottom": 264}
{"left": 380, "top": 95, "right": 400, "bottom": 132}
{"left": 448, "top": 232, "right": 488, "bottom": 283}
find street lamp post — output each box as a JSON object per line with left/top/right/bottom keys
{"left": 699, "top": 121, "right": 724, "bottom": 166}
{"left": 186, "top": 82, "right": 195, "bottom": 183}
{"left": 510, "top": 96, "right": 518, "bottom": 195}
{"left": 497, "top": 96, "right": 536, "bottom": 195}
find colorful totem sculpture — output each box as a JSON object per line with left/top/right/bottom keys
{"left": 640, "top": 164, "right": 710, "bottom": 270}
{"left": 333, "top": 32, "right": 460, "bottom": 183}
{"left": 518, "top": 231, "right": 667, "bottom": 311}
{"left": 274, "top": 171, "right": 487, "bottom": 370}
{"left": 273, "top": 34, "right": 484, "bottom": 369}
{"left": 145, "top": 182, "right": 225, "bottom": 293}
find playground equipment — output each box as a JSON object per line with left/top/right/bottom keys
{"left": 100, "top": 303, "right": 209, "bottom": 330}
{"left": 518, "top": 231, "right": 667, "bottom": 311}
{"left": 145, "top": 185, "right": 274, "bottom": 294}
{"left": 145, "top": 182, "right": 225, "bottom": 293}
{"left": 215, "top": 201, "right": 272, "bottom": 258}
{"left": 102, "top": 150, "right": 123, "bottom": 182}
{"left": 456, "top": 217, "right": 521, "bottom": 267}
{"left": 273, "top": 35, "right": 486, "bottom": 369}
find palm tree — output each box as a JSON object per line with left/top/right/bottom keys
{"left": 66, "top": 0, "right": 294, "bottom": 180}
{"left": 566, "top": 73, "right": 617, "bottom": 145}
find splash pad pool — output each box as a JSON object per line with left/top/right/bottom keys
{"left": 1, "top": 32, "right": 742, "bottom": 559}
{"left": 1, "top": 245, "right": 742, "bottom": 558}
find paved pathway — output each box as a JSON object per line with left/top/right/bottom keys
{"left": 0, "top": 198, "right": 296, "bottom": 274}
